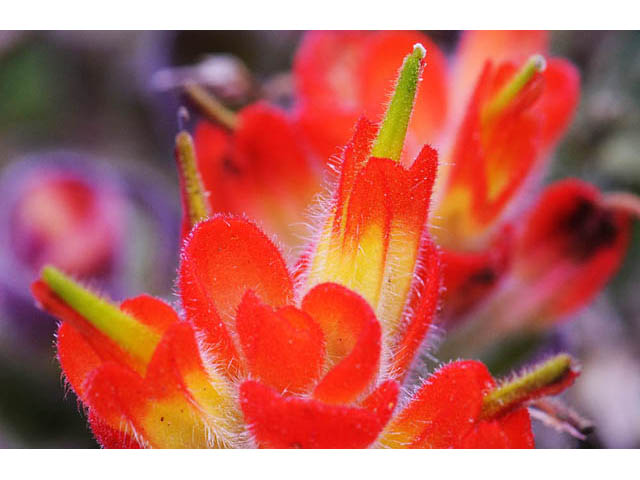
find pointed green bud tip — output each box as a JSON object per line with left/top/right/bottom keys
{"left": 175, "top": 130, "right": 212, "bottom": 229}
{"left": 530, "top": 54, "right": 547, "bottom": 73}
{"left": 483, "top": 53, "right": 547, "bottom": 124}
{"left": 412, "top": 42, "right": 427, "bottom": 59}
{"left": 481, "top": 353, "right": 578, "bottom": 420}
{"left": 371, "top": 43, "right": 426, "bottom": 163}
{"left": 41, "top": 266, "right": 160, "bottom": 364}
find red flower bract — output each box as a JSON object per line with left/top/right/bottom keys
{"left": 193, "top": 102, "right": 318, "bottom": 246}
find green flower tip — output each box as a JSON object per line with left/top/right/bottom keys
{"left": 481, "top": 353, "right": 578, "bottom": 420}
{"left": 371, "top": 43, "right": 426, "bottom": 163}
{"left": 412, "top": 42, "right": 426, "bottom": 60}
{"left": 529, "top": 53, "right": 547, "bottom": 73}
{"left": 483, "top": 53, "right": 546, "bottom": 124}
{"left": 41, "top": 265, "right": 160, "bottom": 364}
{"left": 175, "top": 130, "right": 212, "bottom": 229}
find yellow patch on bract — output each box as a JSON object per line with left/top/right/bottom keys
{"left": 140, "top": 369, "right": 243, "bottom": 449}
{"left": 307, "top": 212, "right": 337, "bottom": 288}
{"left": 100, "top": 360, "right": 244, "bottom": 448}
{"left": 308, "top": 221, "right": 385, "bottom": 308}
{"left": 141, "top": 395, "right": 214, "bottom": 448}
{"left": 378, "top": 425, "right": 416, "bottom": 449}
{"left": 375, "top": 222, "right": 421, "bottom": 342}
{"left": 346, "top": 222, "right": 386, "bottom": 308}
{"left": 182, "top": 369, "right": 244, "bottom": 446}
{"left": 378, "top": 403, "right": 429, "bottom": 448}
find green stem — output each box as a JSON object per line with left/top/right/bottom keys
{"left": 481, "top": 353, "right": 577, "bottom": 419}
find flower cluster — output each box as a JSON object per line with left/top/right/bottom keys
{"left": 193, "top": 31, "right": 633, "bottom": 333}
{"left": 31, "top": 31, "right": 635, "bottom": 449}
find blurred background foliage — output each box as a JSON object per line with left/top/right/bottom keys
{"left": 0, "top": 31, "right": 638, "bottom": 448}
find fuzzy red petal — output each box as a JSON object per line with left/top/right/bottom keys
{"left": 461, "top": 420, "right": 510, "bottom": 448}
{"left": 335, "top": 148, "right": 436, "bottom": 320}
{"left": 301, "top": 283, "right": 381, "bottom": 404}
{"left": 179, "top": 215, "right": 294, "bottom": 375}
{"left": 240, "top": 380, "right": 388, "bottom": 448}
{"left": 87, "top": 410, "right": 144, "bottom": 449}
{"left": 120, "top": 295, "right": 179, "bottom": 335}
{"left": 382, "top": 360, "right": 495, "bottom": 448}
{"left": 322, "top": 146, "right": 438, "bottom": 301}
{"left": 461, "top": 408, "right": 534, "bottom": 449}
{"left": 360, "top": 380, "right": 401, "bottom": 430}
{"left": 83, "top": 362, "right": 146, "bottom": 435}
{"left": 57, "top": 321, "right": 103, "bottom": 401}
{"left": 236, "top": 291, "right": 325, "bottom": 394}
{"left": 84, "top": 324, "right": 203, "bottom": 435}
{"left": 497, "top": 408, "right": 535, "bottom": 448}
{"left": 330, "top": 116, "right": 379, "bottom": 231}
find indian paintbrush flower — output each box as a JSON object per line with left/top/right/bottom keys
{"left": 32, "top": 42, "right": 580, "bottom": 448}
